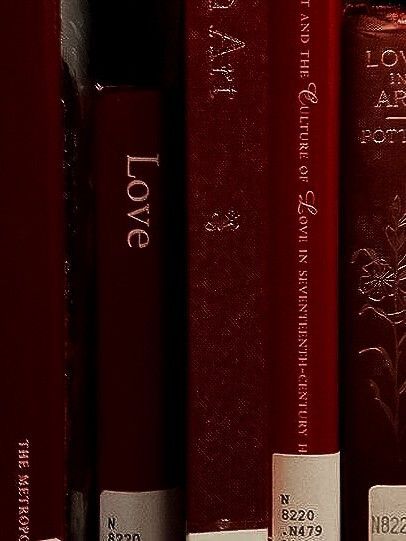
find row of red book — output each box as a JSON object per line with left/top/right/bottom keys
{"left": 1, "top": 0, "right": 406, "bottom": 540}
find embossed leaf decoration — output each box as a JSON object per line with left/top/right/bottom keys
{"left": 352, "top": 248, "right": 380, "bottom": 265}
{"left": 399, "top": 333, "right": 406, "bottom": 348}
{"left": 360, "top": 304, "right": 406, "bottom": 326}
{"left": 399, "top": 253, "right": 406, "bottom": 268}
{"left": 386, "top": 224, "right": 404, "bottom": 252}
{"left": 369, "top": 379, "right": 395, "bottom": 428}
{"left": 397, "top": 265, "right": 406, "bottom": 294}
{"left": 355, "top": 196, "right": 406, "bottom": 447}
{"left": 400, "top": 380, "right": 406, "bottom": 396}
{"left": 360, "top": 347, "right": 395, "bottom": 378}
{"left": 396, "top": 228, "right": 406, "bottom": 249}
{"left": 392, "top": 195, "right": 402, "bottom": 221}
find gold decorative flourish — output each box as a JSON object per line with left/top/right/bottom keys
{"left": 205, "top": 210, "right": 240, "bottom": 233}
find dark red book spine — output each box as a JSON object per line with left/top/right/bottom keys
{"left": 186, "top": 1, "right": 271, "bottom": 539}
{"left": 269, "top": 1, "right": 340, "bottom": 539}
{"left": 0, "top": 1, "right": 66, "bottom": 539}
{"left": 342, "top": 3, "right": 406, "bottom": 539}
{"left": 93, "top": 87, "right": 182, "bottom": 541}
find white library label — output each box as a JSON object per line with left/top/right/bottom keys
{"left": 100, "top": 489, "right": 181, "bottom": 541}
{"left": 272, "top": 453, "right": 340, "bottom": 541}
{"left": 369, "top": 485, "right": 406, "bottom": 540}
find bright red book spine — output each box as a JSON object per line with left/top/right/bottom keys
{"left": 93, "top": 87, "right": 183, "bottom": 541}
{"left": 186, "top": 1, "right": 271, "bottom": 539}
{"left": 0, "top": 1, "right": 66, "bottom": 539}
{"left": 269, "top": 1, "right": 340, "bottom": 539}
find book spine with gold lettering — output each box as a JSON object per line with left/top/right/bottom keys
{"left": 0, "top": 1, "right": 89, "bottom": 539}
{"left": 91, "top": 2, "right": 184, "bottom": 539}
{"left": 186, "top": 1, "right": 271, "bottom": 539}
{"left": 93, "top": 86, "right": 183, "bottom": 541}
{"left": 269, "top": 1, "right": 340, "bottom": 539}
{"left": 0, "top": 1, "right": 65, "bottom": 537}
{"left": 342, "top": 2, "right": 406, "bottom": 539}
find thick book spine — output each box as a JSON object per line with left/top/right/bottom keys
{"left": 269, "top": 1, "right": 340, "bottom": 539}
{"left": 342, "top": 4, "right": 406, "bottom": 540}
{"left": 186, "top": 2, "right": 271, "bottom": 539}
{"left": 93, "top": 88, "right": 182, "bottom": 541}
{"left": 0, "top": 1, "right": 66, "bottom": 539}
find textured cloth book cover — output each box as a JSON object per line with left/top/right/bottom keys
{"left": 269, "top": 0, "right": 340, "bottom": 539}
{"left": 186, "top": 0, "right": 271, "bottom": 538}
{"left": 342, "top": 2, "right": 406, "bottom": 540}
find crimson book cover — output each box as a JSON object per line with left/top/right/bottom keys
{"left": 269, "top": 1, "right": 340, "bottom": 539}
{"left": 186, "top": 1, "right": 271, "bottom": 539}
{"left": 91, "top": 3, "right": 184, "bottom": 539}
{"left": 342, "top": 2, "right": 406, "bottom": 539}
{"left": 0, "top": 0, "right": 89, "bottom": 539}
{"left": 93, "top": 87, "right": 183, "bottom": 540}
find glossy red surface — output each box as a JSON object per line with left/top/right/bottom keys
{"left": 268, "top": 0, "right": 340, "bottom": 527}
{"left": 269, "top": 0, "right": 340, "bottom": 456}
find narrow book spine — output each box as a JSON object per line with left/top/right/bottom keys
{"left": 0, "top": 1, "right": 65, "bottom": 539}
{"left": 186, "top": 1, "right": 271, "bottom": 538}
{"left": 342, "top": 4, "right": 406, "bottom": 540}
{"left": 93, "top": 88, "right": 182, "bottom": 541}
{"left": 269, "top": 1, "right": 340, "bottom": 539}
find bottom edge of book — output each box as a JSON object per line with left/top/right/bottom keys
{"left": 187, "top": 529, "right": 268, "bottom": 541}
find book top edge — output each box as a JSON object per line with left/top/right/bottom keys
{"left": 345, "top": 3, "right": 406, "bottom": 29}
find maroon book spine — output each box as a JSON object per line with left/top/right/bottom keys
{"left": 342, "top": 3, "right": 406, "bottom": 540}
{"left": 0, "top": 1, "right": 66, "bottom": 539}
{"left": 269, "top": 1, "right": 340, "bottom": 539}
{"left": 93, "top": 87, "right": 182, "bottom": 541}
{"left": 186, "top": 1, "right": 271, "bottom": 539}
